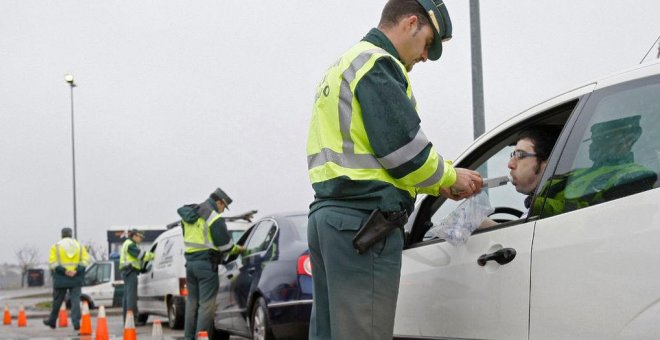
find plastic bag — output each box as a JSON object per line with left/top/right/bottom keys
{"left": 425, "top": 191, "right": 494, "bottom": 246}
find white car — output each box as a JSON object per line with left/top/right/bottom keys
{"left": 394, "top": 61, "right": 660, "bottom": 339}
{"left": 137, "top": 219, "right": 251, "bottom": 329}
{"left": 66, "top": 258, "right": 123, "bottom": 309}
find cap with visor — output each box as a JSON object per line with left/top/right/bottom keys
{"left": 416, "top": 0, "right": 452, "bottom": 60}
{"left": 210, "top": 187, "right": 233, "bottom": 210}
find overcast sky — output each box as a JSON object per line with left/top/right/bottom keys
{"left": 1, "top": 0, "right": 659, "bottom": 265}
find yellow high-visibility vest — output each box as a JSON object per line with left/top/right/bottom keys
{"left": 49, "top": 238, "right": 89, "bottom": 271}
{"left": 307, "top": 41, "right": 454, "bottom": 197}
{"left": 183, "top": 211, "right": 231, "bottom": 253}
{"left": 120, "top": 239, "right": 145, "bottom": 270}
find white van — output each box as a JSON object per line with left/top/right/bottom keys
{"left": 137, "top": 219, "right": 250, "bottom": 329}
{"left": 67, "top": 258, "right": 123, "bottom": 309}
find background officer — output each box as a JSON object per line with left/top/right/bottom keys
{"left": 535, "top": 115, "right": 657, "bottom": 216}
{"left": 43, "top": 227, "right": 89, "bottom": 331}
{"left": 120, "top": 228, "right": 154, "bottom": 325}
{"left": 177, "top": 187, "right": 243, "bottom": 340}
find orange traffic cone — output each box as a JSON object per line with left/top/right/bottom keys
{"left": 151, "top": 319, "right": 163, "bottom": 339}
{"left": 94, "top": 305, "right": 109, "bottom": 340}
{"left": 58, "top": 303, "right": 69, "bottom": 328}
{"left": 17, "top": 304, "right": 27, "bottom": 327}
{"left": 123, "top": 310, "right": 137, "bottom": 340}
{"left": 2, "top": 304, "right": 11, "bottom": 325}
{"left": 79, "top": 301, "right": 93, "bottom": 335}
{"left": 197, "top": 330, "right": 209, "bottom": 340}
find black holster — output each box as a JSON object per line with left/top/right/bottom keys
{"left": 352, "top": 209, "right": 408, "bottom": 254}
{"left": 208, "top": 250, "right": 223, "bottom": 272}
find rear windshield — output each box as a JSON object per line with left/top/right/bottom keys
{"left": 288, "top": 214, "right": 309, "bottom": 241}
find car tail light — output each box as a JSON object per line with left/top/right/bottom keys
{"left": 297, "top": 254, "right": 312, "bottom": 276}
{"left": 179, "top": 278, "right": 188, "bottom": 296}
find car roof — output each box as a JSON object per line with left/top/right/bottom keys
{"left": 257, "top": 211, "right": 308, "bottom": 220}
{"left": 456, "top": 60, "right": 660, "bottom": 163}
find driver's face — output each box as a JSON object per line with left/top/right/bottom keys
{"left": 508, "top": 138, "right": 545, "bottom": 195}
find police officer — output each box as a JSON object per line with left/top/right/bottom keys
{"left": 120, "top": 228, "right": 154, "bottom": 325}
{"left": 535, "top": 115, "right": 657, "bottom": 216}
{"left": 43, "top": 227, "right": 89, "bottom": 331}
{"left": 178, "top": 188, "right": 243, "bottom": 340}
{"left": 305, "top": 0, "right": 482, "bottom": 339}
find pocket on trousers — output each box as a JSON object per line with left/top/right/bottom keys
{"left": 326, "top": 214, "right": 364, "bottom": 232}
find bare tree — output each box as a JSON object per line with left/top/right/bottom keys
{"left": 15, "top": 245, "right": 41, "bottom": 287}
{"left": 83, "top": 239, "right": 108, "bottom": 262}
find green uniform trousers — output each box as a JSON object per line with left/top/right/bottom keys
{"left": 184, "top": 259, "right": 218, "bottom": 340}
{"left": 46, "top": 285, "right": 81, "bottom": 329}
{"left": 307, "top": 206, "right": 404, "bottom": 340}
{"left": 121, "top": 268, "right": 139, "bottom": 324}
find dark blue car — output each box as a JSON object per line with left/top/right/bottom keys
{"left": 213, "top": 211, "right": 312, "bottom": 340}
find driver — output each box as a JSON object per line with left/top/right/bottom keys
{"left": 481, "top": 127, "right": 561, "bottom": 228}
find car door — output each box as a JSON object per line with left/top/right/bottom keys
{"left": 529, "top": 69, "right": 660, "bottom": 339}
{"left": 81, "top": 262, "right": 113, "bottom": 307}
{"left": 137, "top": 242, "right": 158, "bottom": 313}
{"left": 216, "top": 254, "right": 241, "bottom": 332}
{"left": 231, "top": 219, "right": 277, "bottom": 333}
{"left": 216, "top": 219, "right": 279, "bottom": 335}
{"left": 395, "top": 89, "right": 589, "bottom": 339}
{"left": 93, "top": 262, "right": 113, "bottom": 306}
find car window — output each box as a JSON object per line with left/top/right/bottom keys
{"left": 535, "top": 75, "right": 660, "bottom": 217}
{"left": 288, "top": 214, "right": 309, "bottom": 241}
{"left": 407, "top": 99, "right": 579, "bottom": 246}
{"left": 244, "top": 220, "right": 277, "bottom": 255}
{"left": 230, "top": 230, "right": 245, "bottom": 244}
{"left": 430, "top": 146, "right": 526, "bottom": 229}
{"left": 98, "top": 263, "right": 111, "bottom": 283}
{"left": 84, "top": 263, "right": 98, "bottom": 285}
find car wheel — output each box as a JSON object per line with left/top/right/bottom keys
{"left": 211, "top": 328, "right": 230, "bottom": 340}
{"left": 137, "top": 312, "right": 149, "bottom": 324}
{"left": 251, "top": 297, "right": 274, "bottom": 340}
{"left": 167, "top": 298, "right": 185, "bottom": 329}
{"left": 82, "top": 296, "right": 94, "bottom": 310}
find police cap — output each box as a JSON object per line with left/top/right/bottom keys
{"left": 210, "top": 187, "right": 233, "bottom": 208}
{"left": 416, "top": 0, "right": 452, "bottom": 61}
{"left": 588, "top": 115, "right": 642, "bottom": 140}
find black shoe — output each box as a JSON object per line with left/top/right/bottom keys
{"left": 42, "top": 319, "right": 55, "bottom": 329}
{"left": 74, "top": 325, "right": 80, "bottom": 331}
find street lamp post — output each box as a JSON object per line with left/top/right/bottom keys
{"left": 64, "top": 74, "right": 78, "bottom": 239}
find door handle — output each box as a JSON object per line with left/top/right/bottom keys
{"left": 477, "top": 248, "right": 516, "bottom": 266}
{"left": 247, "top": 267, "right": 256, "bottom": 274}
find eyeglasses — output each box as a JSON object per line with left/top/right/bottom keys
{"left": 509, "top": 150, "right": 537, "bottom": 160}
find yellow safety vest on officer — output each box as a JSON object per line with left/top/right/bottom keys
{"left": 48, "top": 229, "right": 89, "bottom": 288}
{"left": 120, "top": 232, "right": 154, "bottom": 271}
{"left": 307, "top": 40, "right": 456, "bottom": 211}
{"left": 183, "top": 210, "right": 233, "bottom": 254}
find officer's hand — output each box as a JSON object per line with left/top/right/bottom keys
{"left": 441, "top": 168, "right": 483, "bottom": 201}
{"left": 228, "top": 245, "right": 245, "bottom": 256}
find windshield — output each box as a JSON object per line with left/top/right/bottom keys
{"left": 287, "top": 214, "right": 309, "bottom": 241}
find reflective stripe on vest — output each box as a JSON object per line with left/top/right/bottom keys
{"left": 120, "top": 239, "right": 144, "bottom": 270}
{"left": 306, "top": 41, "right": 446, "bottom": 197}
{"left": 52, "top": 239, "right": 84, "bottom": 270}
{"left": 184, "top": 211, "right": 226, "bottom": 253}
